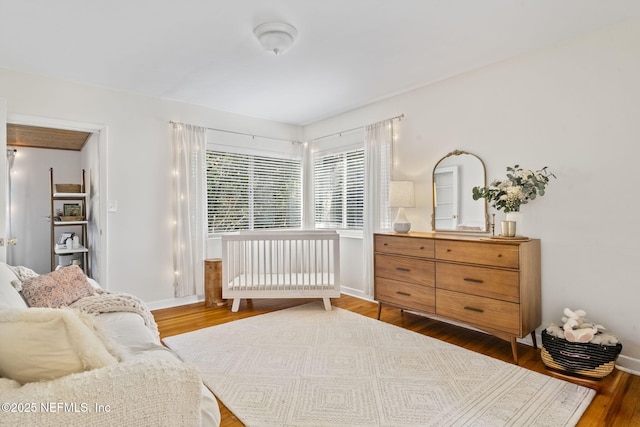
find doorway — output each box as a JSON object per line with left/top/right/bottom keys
{"left": 6, "top": 117, "right": 107, "bottom": 285}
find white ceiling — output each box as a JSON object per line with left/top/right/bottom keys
{"left": 2, "top": 0, "right": 640, "bottom": 125}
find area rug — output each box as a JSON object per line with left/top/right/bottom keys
{"left": 163, "top": 302, "right": 595, "bottom": 427}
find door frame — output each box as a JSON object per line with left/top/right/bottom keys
{"left": 7, "top": 113, "right": 109, "bottom": 287}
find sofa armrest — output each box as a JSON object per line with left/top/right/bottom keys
{"left": 0, "top": 358, "right": 203, "bottom": 426}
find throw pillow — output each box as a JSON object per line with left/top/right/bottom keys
{"left": 0, "top": 307, "right": 118, "bottom": 384}
{"left": 21, "top": 265, "right": 94, "bottom": 308}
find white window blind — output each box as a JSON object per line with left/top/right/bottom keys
{"left": 206, "top": 151, "right": 302, "bottom": 232}
{"left": 314, "top": 148, "right": 365, "bottom": 229}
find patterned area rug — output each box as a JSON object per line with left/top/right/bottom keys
{"left": 163, "top": 302, "right": 595, "bottom": 427}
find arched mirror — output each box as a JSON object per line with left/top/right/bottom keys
{"left": 432, "top": 150, "right": 488, "bottom": 233}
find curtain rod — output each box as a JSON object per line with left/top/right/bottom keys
{"left": 310, "top": 114, "right": 404, "bottom": 142}
{"left": 171, "top": 113, "right": 404, "bottom": 144}
{"left": 170, "top": 121, "right": 302, "bottom": 144}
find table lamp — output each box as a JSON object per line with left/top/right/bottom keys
{"left": 389, "top": 180, "right": 415, "bottom": 233}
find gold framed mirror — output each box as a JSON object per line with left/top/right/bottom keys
{"left": 431, "top": 150, "right": 488, "bottom": 233}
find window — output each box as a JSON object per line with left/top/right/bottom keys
{"left": 314, "top": 148, "right": 365, "bottom": 229}
{"left": 206, "top": 151, "right": 302, "bottom": 233}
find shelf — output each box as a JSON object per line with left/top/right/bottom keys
{"left": 54, "top": 220, "right": 88, "bottom": 226}
{"left": 54, "top": 244, "right": 89, "bottom": 255}
{"left": 53, "top": 192, "right": 88, "bottom": 199}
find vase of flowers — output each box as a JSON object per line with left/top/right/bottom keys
{"left": 472, "top": 165, "right": 555, "bottom": 237}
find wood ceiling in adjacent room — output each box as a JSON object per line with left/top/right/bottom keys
{"left": 7, "top": 124, "right": 91, "bottom": 151}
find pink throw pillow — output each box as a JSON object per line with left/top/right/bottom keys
{"left": 21, "top": 266, "right": 94, "bottom": 308}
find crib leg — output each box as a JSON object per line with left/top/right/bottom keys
{"left": 231, "top": 298, "right": 241, "bottom": 312}
{"left": 322, "top": 298, "right": 332, "bottom": 311}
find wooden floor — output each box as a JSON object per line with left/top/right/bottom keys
{"left": 153, "top": 295, "right": 640, "bottom": 427}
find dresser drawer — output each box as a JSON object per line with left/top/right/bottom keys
{"left": 436, "top": 263, "right": 520, "bottom": 303}
{"left": 375, "top": 254, "right": 434, "bottom": 287}
{"left": 375, "top": 277, "right": 435, "bottom": 313}
{"left": 435, "top": 240, "right": 519, "bottom": 269}
{"left": 375, "top": 234, "right": 435, "bottom": 259}
{"left": 436, "top": 289, "right": 520, "bottom": 335}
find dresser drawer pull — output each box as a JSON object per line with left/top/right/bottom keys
{"left": 463, "top": 278, "right": 484, "bottom": 284}
{"left": 464, "top": 306, "right": 484, "bottom": 313}
{"left": 396, "top": 267, "right": 411, "bottom": 272}
{"left": 396, "top": 291, "right": 411, "bottom": 297}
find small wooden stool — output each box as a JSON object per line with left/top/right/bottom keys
{"left": 204, "top": 258, "right": 226, "bottom": 307}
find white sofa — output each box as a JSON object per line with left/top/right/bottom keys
{"left": 0, "top": 262, "right": 220, "bottom": 427}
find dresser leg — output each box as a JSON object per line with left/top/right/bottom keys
{"left": 531, "top": 331, "right": 538, "bottom": 349}
{"left": 510, "top": 337, "right": 519, "bottom": 364}
{"left": 377, "top": 303, "right": 382, "bottom": 320}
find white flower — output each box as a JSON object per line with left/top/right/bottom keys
{"left": 497, "top": 181, "right": 511, "bottom": 191}
{"left": 506, "top": 186, "right": 524, "bottom": 200}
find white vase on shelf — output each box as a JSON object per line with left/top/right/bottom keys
{"left": 505, "top": 211, "right": 524, "bottom": 237}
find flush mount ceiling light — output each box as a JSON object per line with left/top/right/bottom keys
{"left": 253, "top": 22, "right": 297, "bottom": 55}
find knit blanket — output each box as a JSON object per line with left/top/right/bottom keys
{"left": 0, "top": 358, "right": 203, "bottom": 427}
{"left": 70, "top": 290, "right": 159, "bottom": 339}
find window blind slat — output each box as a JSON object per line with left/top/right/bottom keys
{"left": 207, "top": 151, "right": 302, "bottom": 232}
{"left": 314, "top": 148, "right": 364, "bottom": 230}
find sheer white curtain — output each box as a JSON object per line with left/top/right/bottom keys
{"left": 172, "top": 123, "right": 207, "bottom": 297}
{"left": 362, "top": 119, "right": 394, "bottom": 297}
{"left": 302, "top": 142, "right": 315, "bottom": 229}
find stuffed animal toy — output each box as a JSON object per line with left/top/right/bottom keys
{"left": 546, "top": 307, "right": 619, "bottom": 345}
{"left": 562, "top": 308, "right": 597, "bottom": 343}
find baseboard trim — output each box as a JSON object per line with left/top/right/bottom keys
{"left": 339, "top": 287, "right": 373, "bottom": 301}
{"left": 147, "top": 294, "right": 203, "bottom": 310}
{"left": 614, "top": 355, "right": 640, "bottom": 376}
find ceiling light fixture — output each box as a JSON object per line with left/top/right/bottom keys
{"left": 253, "top": 22, "right": 297, "bottom": 55}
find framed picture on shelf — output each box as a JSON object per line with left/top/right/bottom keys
{"left": 58, "top": 232, "right": 75, "bottom": 245}
{"left": 63, "top": 203, "right": 81, "bottom": 217}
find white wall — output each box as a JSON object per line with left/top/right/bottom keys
{"left": 304, "top": 17, "right": 640, "bottom": 369}
{"left": 0, "top": 68, "right": 301, "bottom": 306}
{"left": 337, "top": 233, "right": 366, "bottom": 298}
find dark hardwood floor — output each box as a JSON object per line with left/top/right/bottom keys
{"left": 153, "top": 295, "right": 640, "bottom": 427}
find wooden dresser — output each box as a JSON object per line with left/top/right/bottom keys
{"left": 374, "top": 232, "right": 541, "bottom": 363}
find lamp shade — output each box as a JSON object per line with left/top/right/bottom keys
{"left": 389, "top": 181, "right": 415, "bottom": 208}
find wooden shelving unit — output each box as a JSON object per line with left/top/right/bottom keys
{"left": 50, "top": 168, "right": 89, "bottom": 273}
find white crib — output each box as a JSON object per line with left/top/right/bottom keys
{"left": 221, "top": 230, "right": 341, "bottom": 312}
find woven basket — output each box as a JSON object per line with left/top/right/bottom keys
{"left": 56, "top": 184, "right": 81, "bottom": 193}
{"left": 541, "top": 330, "right": 622, "bottom": 379}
